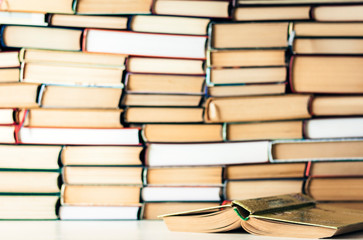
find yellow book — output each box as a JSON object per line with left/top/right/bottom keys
{"left": 161, "top": 193, "right": 363, "bottom": 238}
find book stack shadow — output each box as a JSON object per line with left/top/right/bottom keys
{"left": 0, "top": 0, "right": 362, "bottom": 220}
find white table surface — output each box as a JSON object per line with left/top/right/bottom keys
{"left": 0, "top": 220, "right": 362, "bottom": 240}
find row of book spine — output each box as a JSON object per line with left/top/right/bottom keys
{"left": 0, "top": 0, "right": 363, "bottom": 220}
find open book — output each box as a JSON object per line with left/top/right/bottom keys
{"left": 160, "top": 193, "right": 363, "bottom": 238}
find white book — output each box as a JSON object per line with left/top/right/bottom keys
{"left": 305, "top": 117, "right": 363, "bottom": 139}
{"left": 84, "top": 29, "right": 207, "bottom": 59}
{"left": 142, "top": 187, "right": 221, "bottom": 202}
{"left": 18, "top": 127, "right": 140, "bottom": 145}
{"left": 0, "top": 12, "right": 47, "bottom": 26}
{"left": 146, "top": 141, "right": 269, "bottom": 166}
{"left": 59, "top": 206, "right": 140, "bottom": 220}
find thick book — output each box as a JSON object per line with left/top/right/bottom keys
{"left": 270, "top": 139, "right": 363, "bottom": 162}
{"left": 290, "top": 55, "right": 363, "bottom": 94}
{"left": 207, "top": 83, "right": 286, "bottom": 97}
{"left": 142, "top": 124, "right": 223, "bottom": 143}
{"left": 293, "top": 39, "right": 363, "bottom": 55}
{"left": 210, "top": 22, "right": 289, "bottom": 49}
{"left": 122, "top": 94, "right": 203, "bottom": 107}
{"left": 0, "top": 12, "right": 46, "bottom": 26}
{"left": 0, "top": 0, "right": 74, "bottom": 13}
{"left": 21, "top": 61, "right": 124, "bottom": 87}
{"left": 20, "top": 108, "right": 124, "bottom": 128}
{"left": 17, "top": 127, "right": 140, "bottom": 145}
{"left": 1, "top": 26, "right": 82, "bottom": 51}
{"left": 63, "top": 166, "right": 143, "bottom": 185}
{"left": 145, "top": 166, "right": 223, "bottom": 186}
{"left": 0, "top": 109, "right": 16, "bottom": 125}
{"left": 0, "top": 195, "right": 59, "bottom": 220}
{"left": 209, "top": 49, "right": 286, "bottom": 67}
{"left": 62, "top": 185, "right": 141, "bottom": 206}
{"left": 142, "top": 186, "right": 222, "bottom": 202}
{"left": 307, "top": 161, "right": 363, "bottom": 177}
{"left": 161, "top": 193, "right": 363, "bottom": 238}
{"left": 204, "top": 94, "right": 311, "bottom": 123}
{"left": 305, "top": 177, "right": 363, "bottom": 201}
{"left": 0, "top": 171, "right": 60, "bottom": 193}
{"left": 49, "top": 14, "right": 128, "bottom": 29}
{"left": 39, "top": 85, "right": 123, "bottom": 109}
{"left": 152, "top": 0, "right": 230, "bottom": 18}
{"left": 59, "top": 205, "right": 141, "bottom": 220}
{"left": 75, "top": 0, "right": 153, "bottom": 14}
{"left": 225, "top": 163, "right": 306, "bottom": 180}
{"left": 293, "top": 22, "right": 363, "bottom": 37}
{"left": 233, "top": 6, "right": 310, "bottom": 21}
{"left": 0, "top": 68, "right": 20, "bottom": 82}
{"left": 129, "top": 15, "right": 210, "bottom": 35}
{"left": 0, "top": 144, "right": 61, "bottom": 170}
{"left": 125, "top": 73, "right": 205, "bottom": 95}
{"left": 145, "top": 141, "right": 269, "bottom": 166}
{"left": 126, "top": 56, "right": 205, "bottom": 75}
{"left": 225, "top": 179, "right": 304, "bottom": 200}
{"left": 0, "top": 125, "right": 16, "bottom": 143}
{"left": 0, "top": 83, "right": 39, "bottom": 108}
{"left": 311, "top": 95, "right": 363, "bottom": 116}
{"left": 0, "top": 51, "right": 20, "bottom": 68}
{"left": 61, "top": 146, "right": 143, "bottom": 166}
{"left": 124, "top": 107, "right": 204, "bottom": 123}
{"left": 21, "top": 48, "right": 126, "bottom": 67}
{"left": 207, "top": 66, "right": 287, "bottom": 85}
{"left": 304, "top": 117, "right": 363, "bottom": 139}
{"left": 83, "top": 29, "right": 207, "bottom": 59}
{"left": 227, "top": 120, "right": 303, "bottom": 141}
{"left": 312, "top": 4, "right": 363, "bottom": 21}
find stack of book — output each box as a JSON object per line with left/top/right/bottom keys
{"left": 60, "top": 146, "right": 144, "bottom": 220}
{"left": 0, "top": 0, "right": 363, "bottom": 220}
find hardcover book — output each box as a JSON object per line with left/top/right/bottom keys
{"left": 83, "top": 29, "right": 207, "bottom": 59}
{"left": 152, "top": 0, "right": 230, "bottom": 18}
{"left": 290, "top": 55, "right": 363, "bottom": 94}
{"left": 1, "top": 26, "right": 82, "bottom": 51}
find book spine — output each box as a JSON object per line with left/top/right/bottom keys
{"left": 72, "top": 0, "right": 78, "bottom": 13}
{"left": 142, "top": 167, "right": 148, "bottom": 186}
{"left": 222, "top": 123, "right": 227, "bottom": 141}
{"left": 82, "top": 28, "right": 89, "bottom": 52}
{"left": 18, "top": 48, "right": 26, "bottom": 62}
{"left": 150, "top": 0, "right": 157, "bottom": 15}
{"left": 0, "top": 25, "right": 6, "bottom": 47}
{"left": 288, "top": 55, "right": 296, "bottom": 93}
{"left": 19, "top": 61, "right": 26, "bottom": 82}
{"left": 203, "top": 97, "right": 213, "bottom": 123}
{"left": 267, "top": 141, "right": 275, "bottom": 162}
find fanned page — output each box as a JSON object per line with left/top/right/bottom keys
{"left": 84, "top": 30, "right": 207, "bottom": 59}
{"left": 162, "top": 193, "right": 363, "bottom": 238}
